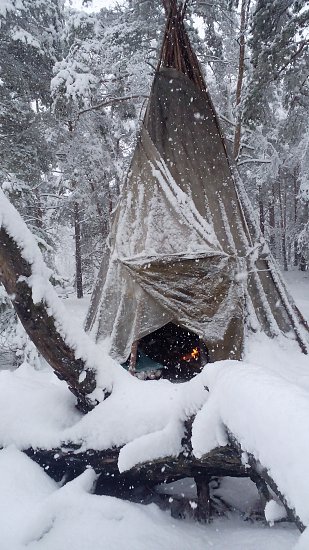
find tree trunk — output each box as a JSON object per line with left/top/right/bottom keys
{"left": 258, "top": 185, "right": 265, "bottom": 235}
{"left": 194, "top": 475, "right": 211, "bottom": 523}
{"left": 293, "top": 170, "right": 299, "bottom": 266}
{"left": 278, "top": 180, "right": 288, "bottom": 271}
{"left": 68, "top": 118, "right": 84, "bottom": 300}
{"left": 25, "top": 441, "right": 247, "bottom": 486}
{"left": 268, "top": 184, "right": 275, "bottom": 253}
{"left": 74, "top": 201, "right": 83, "bottom": 299}
{"left": 129, "top": 340, "right": 139, "bottom": 374}
{"left": 88, "top": 179, "right": 109, "bottom": 239}
{"left": 0, "top": 226, "right": 97, "bottom": 413}
{"left": 299, "top": 202, "right": 309, "bottom": 271}
{"left": 233, "top": 0, "right": 250, "bottom": 160}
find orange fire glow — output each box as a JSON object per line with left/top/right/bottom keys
{"left": 182, "top": 347, "right": 199, "bottom": 362}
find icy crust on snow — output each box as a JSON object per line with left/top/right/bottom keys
{"left": 0, "top": 190, "right": 121, "bottom": 394}
{"left": 192, "top": 360, "right": 309, "bottom": 527}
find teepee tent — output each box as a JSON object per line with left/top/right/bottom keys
{"left": 85, "top": 0, "right": 309, "bottom": 371}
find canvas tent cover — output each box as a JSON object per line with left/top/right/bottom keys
{"left": 85, "top": 67, "right": 309, "bottom": 362}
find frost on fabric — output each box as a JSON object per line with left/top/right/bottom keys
{"left": 151, "top": 157, "right": 220, "bottom": 250}
{"left": 192, "top": 360, "right": 309, "bottom": 527}
{"left": 0, "top": 190, "right": 119, "bottom": 394}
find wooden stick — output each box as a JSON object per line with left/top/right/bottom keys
{"left": 129, "top": 340, "right": 139, "bottom": 374}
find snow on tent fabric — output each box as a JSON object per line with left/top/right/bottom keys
{"left": 85, "top": 0, "right": 309, "bottom": 369}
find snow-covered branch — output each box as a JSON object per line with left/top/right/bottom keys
{"left": 78, "top": 95, "right": 149, "bottom": 117}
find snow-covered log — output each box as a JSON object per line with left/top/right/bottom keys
{"left": 0, "top": 191, "right": 114, "bottom": 412}
{"left": 192, "top": 361, "right": 309, "bottom": 532}
{"left": 24, "top": 427, "right": 304, "bottom": 528}
{"left": 228, "top": 434, "right": 305, "bottom": 533}
{"left": 0, "top": 226, "right": 97, "bottom": 412}
{"left": 24, "top": 441, "right": 247, "bottom": 487}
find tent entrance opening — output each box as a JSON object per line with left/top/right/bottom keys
{"left": 128, "top": 322, "right": 208, "bottom": 381}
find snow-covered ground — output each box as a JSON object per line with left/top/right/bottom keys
{"left": 283, "top": 268, "right": 309, "bottom": 322}
{"left": 0, "top": 269, "right": 308, "bottom": 549}
{"left": 0, "top": 447, "right": 299, "bottom": 550}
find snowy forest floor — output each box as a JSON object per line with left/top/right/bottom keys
{"left": 0, "top": 269, "right": 308, "bottom": 550}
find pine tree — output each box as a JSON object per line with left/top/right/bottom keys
{"left": 51, "top": 2, "right": 164, "bottom": 292}
{"left": 0, "top": 0, "right": 65, "bottom": 364}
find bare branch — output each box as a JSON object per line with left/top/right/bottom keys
{"left": 274, "top": 40, "right": 309, "bottom": 81}
{"left": 78, "top": 95, "right": 149, "bottom": 117}
{"left": 237, "top": 158, "right": 271, "bottom": 166}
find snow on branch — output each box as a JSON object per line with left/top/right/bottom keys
{"left": 192, "top": 361, "right": 309, "bottom": 529}
{"left": 78, "top": 95, "right": 149, "bottom": 117}
{"left": 0, "top": 190, "right": 119, "bottom": 412}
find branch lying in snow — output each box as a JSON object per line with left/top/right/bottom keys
{"left": 191, "top": 361, "right": 309, "bottom": 531}
{"left": 0, "top": 191, "right": 118, "bottom": 412}
{"left": 228, "top": 433, "right": 305, "bottom": 533}
{"left": 78, "top": 95, "right": 149, "bottom": 117}
{"left": 237, "top": 158, "right": 271, "bottom": 166}
{"left": 24, "top": 439, "right": 247, "bottom": 488}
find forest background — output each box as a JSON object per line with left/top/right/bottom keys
{"left": 0, "top": 0, "right": 308, "bottom": 366}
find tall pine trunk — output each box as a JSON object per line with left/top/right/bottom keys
{"left": 258, "top": 185, "right": 265, "bottom": 235}
{"left": 233, "top": 0, "right": 250, "bottom": 160}
{"left": 278, "top": 180, "right": 288, "bottom": 271}
{"left": 293, "top": 169, "right": 299, "bottom": 267}
{"left": 268, "top": 182, "right": 276, "bottom": 254}
{"left": 74, "top": 201, "right": 83, "bottom": 299}
{"left": 68, "top": 119, "right": 84, "bottom": 299}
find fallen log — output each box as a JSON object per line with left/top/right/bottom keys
{"left": 228, "top": 433, "right": 305, "bottom": 533}
{"left": 25, "top": 442, "right": 247, "bottom": 486}
{"left": 20, "top": 423, "right": 306, "bottom": 531}
{"left": 25, "top": 439, "right": 296, "bottom": 526}
{"left": 24, "top": 441, "right": 248, "bottom": 507}
{"left": 0, "top": 225, "right": 97, "bottom": 413}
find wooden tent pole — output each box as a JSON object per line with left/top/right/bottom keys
{"left": 129, "top": 340, "right": 139, "bottom": 374}
{"left": 128, "top": 293, "right": 144, "bottom": 374}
